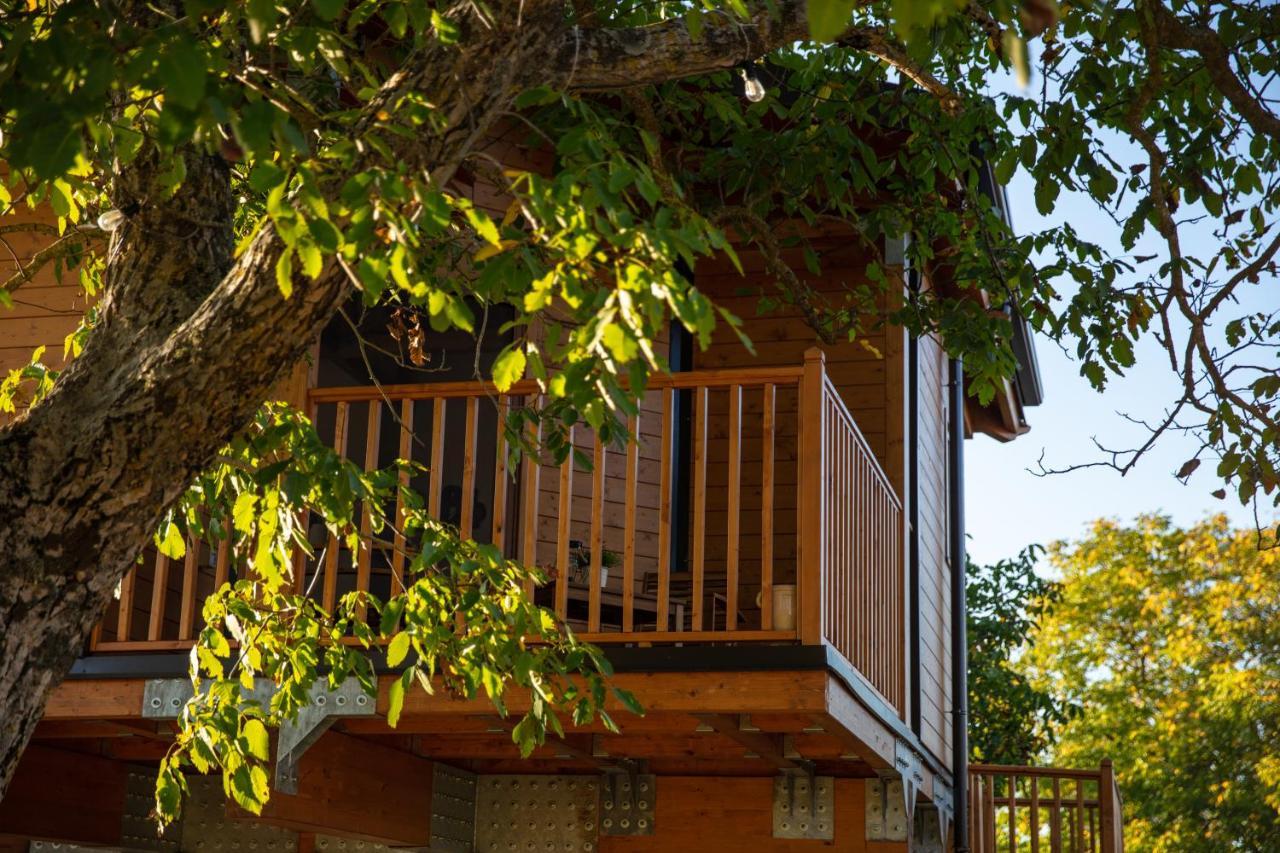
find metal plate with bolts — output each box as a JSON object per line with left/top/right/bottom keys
{"left": 179, "top": 776, "right": 298, "bottom": 853}
{"left": 772, "top": 774, "right": 834, "bottom": 840}
{"left": 429, "top": 764, "right": 478, "bottom": 852}
{"left": 121, "top": 768, "right": 181, "bottom": 852}
{"left": 864, "top": 778, "right": 909, "bottom": 842}
{"left": 598, "top": 773, "right": 655, "bottom": 836}
{"left": 313, "top": 837, "right": 398, "bottom": 853}
{"left": 472, "top": 776, "right": 598, "bottom": 852}
{"left": 30, "top": 844, "right": 125, "bottom": 853}
{"left": 913, "top": 807, "right": 945, "bottom": 853}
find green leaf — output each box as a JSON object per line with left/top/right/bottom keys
{"left": 241, "top": 719, "right": 271, "bottom": 760}
{"left": 386, "top": 671, "right": 407, "bottom": 727}
{"left": 275, "top": 249, "right": 295, "bottom": 298}
{"left": 159, "top": 42, "right": 207, "bottom": 110}
{"left": 492, "top": 346, "right": 526, "bottom": 392}
{"left": 386, "top": 631, "right": 411, "bottom": 667}
{"left": 156, "top": 520, "right": 186, "bottom": 559}
{"left": 311, "top": 0, "right": 345, "bottom": 21}
{"left": 464, "top": 207, "right": 501, "bottom": 247}
{"left": 807, "top": 0, "right": 856, "bottom": 42}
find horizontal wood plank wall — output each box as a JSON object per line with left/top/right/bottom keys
{"left": 0, "top": 205, "right": 92, "bottom": 382}
{"left": 597, "top": 777, "right": 906, "bottom": 853}
{"left": 694, "top": 242, "right": 898, "bottom": 634}
{"left": 917, "top": 332, "right": 952, "bottom": 766}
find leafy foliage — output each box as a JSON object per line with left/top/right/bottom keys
{"left": 152, "top": 405, "right": 636, "bottom": 824}
{"left": 1, "top": 0, "right": 1277, "bottom": 828}
{"left": 1025, "top": 516, "right": 1280, "bottom": 851}
{"left": 967, "top": 545, "right": 1075, "bottom": 765}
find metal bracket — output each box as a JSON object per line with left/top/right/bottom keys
{"left": 894, "top": 739, "right": 926, "bottom": 819}
{"left": 930, "top": 775, "right": 955, "bottom": 845}
{"left": 912, "top": 804, "right": 945, "bottom": 853}
{"left": 772, "top": 773, "right": 834, "bottom": 840}
{"left": 428, "top": 764, "right": 478, "bottom": 852}
{"left": 141, "top": 678, "right": 375, "bottom": 794}
{"left": 865, "top": 778, "right": 910, "bottom": 841}
{"left": 598, "top": 769, "right": 655, "bottom": 836}
{"left": 473, "top": 775, "right": 598, "bottom": 852}
{"left": 274, "top": 680, "right": 375, "bottom": 793}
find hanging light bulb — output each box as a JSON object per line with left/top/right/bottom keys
{"left": 739, "top": 65, "right": 766, "bottom": 103}
{"left": 96, "top": 209, "right": 127, "bottom": 232}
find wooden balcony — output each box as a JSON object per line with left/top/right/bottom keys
{"left": 88, "top": 349, "right": 906, "bottom": 714}
{"left": 969, "top": 761, "right": 1125, "bottom": 853}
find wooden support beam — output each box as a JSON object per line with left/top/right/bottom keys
{"left": 247, "top": 731, "right": 433, "bottom": 846}
{"left": 0, "top": 745, "right": 127, "bottom": 845}
{"left": 691, "top": 713, "right": 800, "bottom": 771}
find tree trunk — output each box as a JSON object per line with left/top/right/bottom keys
{"left": 0, "top": 6, "right": 568, "bottom": 796}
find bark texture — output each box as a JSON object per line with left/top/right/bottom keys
{"left": 0, "top": 1, "right": 577, "bottom": 795}
{"left": 0, "top": 0, "right": 828, "bottom": 794}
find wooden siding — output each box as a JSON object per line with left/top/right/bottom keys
{"left": 0, "top": 205, "right": 91, "bottom": 377}
{"left": 693, "top": 241, "right": 907, "bottom": 645}
{"left": 916, "top": 331, "right": 952, "bottom": 765}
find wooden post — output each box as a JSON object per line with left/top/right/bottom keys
{"left": 1099, "top": 759, "right": 1120, "bottom": 853}
{"left": 797, "top": 348, "right": 826, "bottom": 646}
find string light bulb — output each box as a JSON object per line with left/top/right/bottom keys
{"left": 739, "top": 64, "right": 766, "bottom": 103}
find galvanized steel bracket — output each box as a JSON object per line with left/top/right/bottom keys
{"left": 865, "top": 778, "right": 910, "bottom": 841}
{"left": 772, "top": 773, "right": 834, "bottom": 840}
{"left": 428, "top": 764, "right": 478, "bottom": 852}
{"left": 598, "top": 771, "right": 655, "bottom": 836}
{"left": 140, "top": 678, "right": 375, "bottom": 794}
{"left": 912, "top": 804, "right": 946, "bottom": 853}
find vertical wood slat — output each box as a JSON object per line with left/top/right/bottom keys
{"left": 1098, "top": 759, "right": 1119, "bottom": 853}
{"left": 797, "top": 348, "right": 826, "bottom": 645}
{"left": 690, "top": 386, "right": 708, "bottom": 632}
{"left": 428, "top": 398, "right": 445, "bottom": 520}
{"left": 587, "top": 434, "right": 606, "bottom": 633}
{"left": 355, "top": 402, "right": 383, "bottom": 622}
{"left": 1074, "top": 777, "right": 1086, "bottom": 852}
{"left": 391, "top": 399, "right": 414, "bottom": 594}
{"left": 1009, "top": 773, "right": 1018, "bottom": 853}
{"left": 1031, "top": 775, "right": 1041, "bottom": 853}
{"left": 622, "top": 413, "right": 640, "bottom": 633}
{"left": 554, "top": 425, "right": 575, "bottom": 619}
{"left": 1050, "top": 777, "right": 1063, "bottom": 852}
{"left": 520, "top": 407, "right": 542, "bottom": 599}
{"left": 215, "top": 517, "right": 231, "bottom": 590}
{"left": 656, "top": 389, "right": 673, "bottom": 632}
{"left": 985, "top": 773, "right": 998, "bottom": 853}
{"left": 323, "top": 401, "right": 350, "bottom": 612}
{"left": 459, "top": 397, "right": 478, "bottom": 539}
{"left": 760, "top": 383, "right": 775, "bottom": 631}
{"left": 725, "top": 384, "right": 741, "bottom": 630}
{"left": 178, "top": 536, "right": 200, "bottom": 640}
{"left": 148, "top": 552, "right": 170, "bottom": 642}
{"left": 491, "top": 398, "right": 510, "bottom": 553}
{"left": 117, "top": 565, "right": 137, "bottom": 642}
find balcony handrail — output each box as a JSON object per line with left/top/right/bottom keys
{"left": 969, "top": 759, "right": 1124, "bottom": 853}
{"left": 307, "top": 364, "right": 805, "bottom": 404}
{"left": 91, "top": 350, "right": 910, "bottom": 724}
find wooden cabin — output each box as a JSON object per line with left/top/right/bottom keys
{"left": 0, "top": 167, "right": 1123, "bottom": 853}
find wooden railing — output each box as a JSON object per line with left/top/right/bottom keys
{"left": 799, "top": 350, "right": 905, "bottom": 712}
{"left": 89, "top": 352, "right": 909, "bottom": 708}
{"left": 969, "top": 762, "right": 1124, "bottom": 853}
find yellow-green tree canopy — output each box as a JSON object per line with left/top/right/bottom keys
{"left": 1026, "top": 516, "right": 1280, "bottom": 851}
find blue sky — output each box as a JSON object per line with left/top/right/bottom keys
{"left": 964, "top": 166, "right": 1272, "bottom": 565}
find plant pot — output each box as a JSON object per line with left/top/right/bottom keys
{"left": 756, "top": 584, "right": 796, "bottom": 630}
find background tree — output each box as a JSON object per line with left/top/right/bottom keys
{"left": 0, "top": 0, "right": 1276, "bottom": 819}
{"left": 1024, "top": 515, "right": 1280, "bottom": 851}
{"left": 967, "top": 545, "right": 1075, "bottom": 765}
